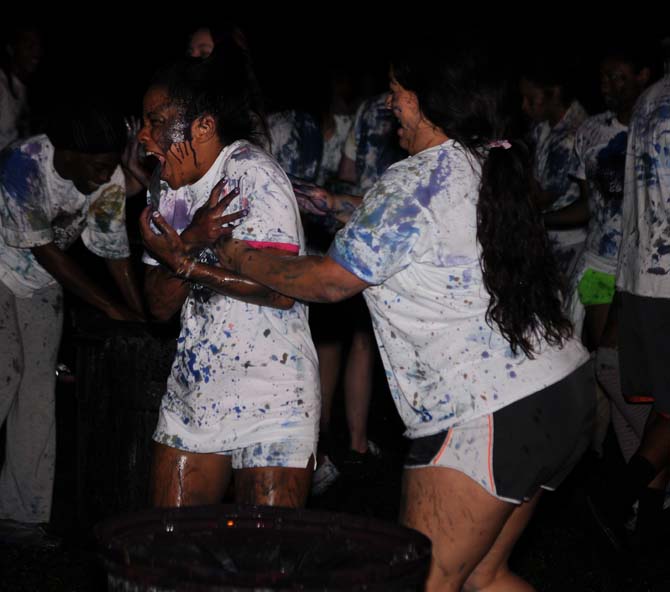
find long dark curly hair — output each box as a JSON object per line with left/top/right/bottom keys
{"left": 392, "top": 45, "right": 572, "bottom": 357}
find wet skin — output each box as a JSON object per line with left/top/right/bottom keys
{"left": 151, "top": 443, "right": 314, "bottom": 508}
{"left": 140, "top": 86, "right": 311, "bottom": 508}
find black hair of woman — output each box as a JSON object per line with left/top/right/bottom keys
{"left": 392, "top": 44, "right": 572, "bottom": 357}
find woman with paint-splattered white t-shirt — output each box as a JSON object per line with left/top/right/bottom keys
{"left": 215, "top": 46, "right": 594, "bottom": 590}
{"left": 143, "top": 141, "right": 319, "bottom": 460}
{"left": 329, "top": 141, "right": 588, "bottom": 438}
{"left": 139, "top": 47, "right": 319, "bottom": 510}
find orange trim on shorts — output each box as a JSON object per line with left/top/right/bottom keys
{"left": 625, "top": 395, "right": 656, "bottom": 404}
{"left": 432, "top": 429, "right": 453, "bottom": 465}
{"left": 487, "top": 415, "right": 495, "bottom": 490}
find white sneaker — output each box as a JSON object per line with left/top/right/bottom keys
{"left": 366, "top": 440, "right": 382, "bottom": 457}
{"left": 311, "top": 456, "right": 340, "bottom": 496}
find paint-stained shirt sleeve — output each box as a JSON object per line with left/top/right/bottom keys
{"left": 573, "top": 123, "right": 588, "bottom": 181}
{"left": 545, "top": 134, "right": 580, "bottom": 202}
{"left": 231, "top": 156, "right": 301, "bottom": 253}
{"left": 329, "top": 167, "right": 422, "bottom": 284}
{"left": 267, "top": 111, "right": 321, "bottom": 182}
{"left": 0, "top": 146, "right": 53, "bottom": 247}
{"left": 81, "top": 166, "right": 130, "bottom": 259}
{"left": 342, "top": 101, "right": 365, "bottom": 163}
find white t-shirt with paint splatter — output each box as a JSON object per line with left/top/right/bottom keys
{"left": 330, "top": 140, "right": 589, "bottom": 439}
{"left": 316, "top": 113, "right": 353, "bottom": 187}
{"left": 342, "top": 93, "right": 406, "bottom": 194}
{"left": 0, "top": 134, "right": 129, "bottom": 298}
{"left": 572, "top": 111, "right": 628, "bottom": 275}
{"left": 617, "top": 76, "right": 670, "bottom": 298}
{"left": 144, "top": 140, "right": 320, "bottom": 454}
{"left": 266, "top": 110, "right": 322, "bottom": 182}
{"left": 531, "top": 101, "right": 589, "bottom": 277}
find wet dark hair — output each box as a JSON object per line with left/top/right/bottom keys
{"left": 46, "top": 102, "right": 126, "bottom": 155}
{"left": 150, "top": 36, "right": 267, "bottom": 147}
{"left": 392, "top": 45, "right": 572, "bottom": 358}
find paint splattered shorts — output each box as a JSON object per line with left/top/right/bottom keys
{"left": 618, "top": 292, "right": 670, "bottom": 413}
{"left": 577, "top": 268, "right": 615, "bottom": 306}
{"left": 155, "top": 403, "right": 318, "bottom": 470}
{"left": 404, "top": 362, "right": 595, "bottom": 503}
{"left": 221, "top": 439, "right": 315, "bottom": 470}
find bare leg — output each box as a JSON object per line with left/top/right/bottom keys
{"left": 315, "top": 339, "right": 343, "bottom": 454}
{"left": 344, "top": 327, "right": 374, "bottom": 453}
{"left": 464, "top": 494, "right": 540, "bottom": 592}
{"left": 399, "top": 466, "right": 538, "bottom": 592}
{"left": 150, "top": 442, "right": 232, "bottom": 507}
{"left": 597, "top": 347, "right": 650, "bottom": 461}
{"left": 638, "top": 412, "right": 670, "bottom": 471}
{"left": 235, "top": 456, "right": 314, "bottom": 508}
{"left": 583, "top": 303, "right": 610, "bottom": 352}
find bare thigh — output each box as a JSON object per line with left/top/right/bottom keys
{"left": 151, "top": 442, "right": 232, "bottom": 507}
{"left": 400, "top": 466, "right": 537, "bottom": 592}
{"left": 235, "top": 456, "right": 314, "bottom": 508}
{"left": 584, "top": 303, "right": 611, "bottom": 350}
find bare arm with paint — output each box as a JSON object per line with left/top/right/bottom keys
{"left": 215, "top": 238, "right": 369, "bottom": 303}
{"left": 543, "top": 180, "right": 590, "bottom": 229}
{"left": 139, "top": 207, "right": 295, "bottom": 313}
{"left": 291, "top": 178, "right": 362, "bottom": 226}
{"left": 144, "top": 264, "right": 190, "bottom": 321}
{"left": 32, "top": 243, "right": 144, "bottom": 321}
{"left": 105, "top": 257, "right": 146, "bottom": 318}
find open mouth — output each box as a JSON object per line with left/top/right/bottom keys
{"left": 145, "top": 151, "right": 166, "bottom": 166}
{"left": 144, "top": 152, "right": 166, "bottom": 179}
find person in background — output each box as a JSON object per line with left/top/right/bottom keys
{"left": 588, "top": 45, "right": 670, "bottom": 552}
{"left": 0, "top": 26, "right": 42, "bottom": 151}
{"left": 521, "top": 60, "right": 589, "bottom": 281}
{"left": 0, "top": 102, "right": 144, "bottom": 544}
{"left": 298, "top": 85, "right": 406, "bottom": 495}
{"left": 552, "top": 46, "right": 653, "bottom": 475}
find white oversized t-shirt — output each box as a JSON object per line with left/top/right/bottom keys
{"left": 144, "top": 140, "right": 320, "bottom": 453}
{"left": 617, "top": 76, "right": 670, "bottom": 298}
{"left": 0, "top": 134, "right": 129, "bottom": 297}
{"left": 572, "top": 111, "right": 628, "bottom": 275}
{"left": 330, "top": 140, "right": 589, "bottom": 439}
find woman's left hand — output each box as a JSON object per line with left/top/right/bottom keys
{"left": 181, "top": 177, "right": 246, "bottom": 251}
{"left": 139, "top": 206, "right": 188, "bottom": 273}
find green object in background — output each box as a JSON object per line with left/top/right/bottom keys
{"left": 577, "top": 269, "right": 615, "bottom": 306}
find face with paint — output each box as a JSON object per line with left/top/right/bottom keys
{"left": 138, "top": 85, "right": 199, "bottom": 189}
{"left": 385, "top": 72, "right": 425, "bottom": 155}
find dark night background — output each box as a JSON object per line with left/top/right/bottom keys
{"left": 16, "top": 18, "right": 670, "bottom": 128}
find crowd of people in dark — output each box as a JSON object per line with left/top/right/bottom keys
{"left": 1, "top": 20, "right": 670, "bottom": 591}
